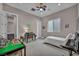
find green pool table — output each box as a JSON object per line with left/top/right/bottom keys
{"left": 0, "top": 41, "right": 26, "bottom": 56}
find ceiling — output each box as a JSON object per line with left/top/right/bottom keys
{"left": 6, "top": 3, "right": 76, "bottom": 17}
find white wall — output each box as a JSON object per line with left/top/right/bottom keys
{"left": 0, "top": 3, "right": 3, "bottom": 10}
{"left": 1, "top": 3, "right": 79, "bottom": 38}
{"left": 2, "top": 4, "right": 40, "bottom": 37}
{"left": 37, "top": 19, "right": 42, "bottom": 38}
{"left": 42, "top": 5, "right": 78, "bottom": 38}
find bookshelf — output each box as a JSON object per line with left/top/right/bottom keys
{"left": 0, "top": 11, "right": 18, "bottom": 39}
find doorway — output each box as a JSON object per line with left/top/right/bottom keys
{"left": 37, "top": 20, "right": 42, "bottom": 39}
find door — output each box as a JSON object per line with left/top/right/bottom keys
{"left": 37, "top": 20, "right": 42, "bottom": 38}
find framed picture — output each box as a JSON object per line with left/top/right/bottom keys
{"left": 42, "top": 26, "right": 45, "bottom": 29}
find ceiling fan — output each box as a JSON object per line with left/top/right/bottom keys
{"left": 31, "top": 3, "right": 47, "bottom": 12}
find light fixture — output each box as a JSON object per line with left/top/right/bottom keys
{"left": 39, "top": 8, "right": 43, "bottom": 12}
{"left": 58, "top": 3, "right": 61, "bottom": 6}
{"left": 31, "top": 3, "right": 47, "bottom": 15}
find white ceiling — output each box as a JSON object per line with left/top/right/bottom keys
{"left": 6, "top": 3, "right": 76, "bottom": 17}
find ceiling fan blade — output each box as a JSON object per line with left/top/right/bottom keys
{"left": 43, "top": 5, "right": 47, "bottom": 8}
{"left": 31, "top": 8, "right": 36, "bottom": 11}
{"left": 36, "top": 6, "right": 39, "bottom": 8}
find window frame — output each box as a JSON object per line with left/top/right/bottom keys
{"left": 47, "top": 18, "right": 61, "bottom": 33}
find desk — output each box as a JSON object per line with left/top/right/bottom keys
{"left": 24, "top": 32, "right": 36, "bottom": 43}
{"left": 0, "top": 41, "right": 26, "bottom": 56}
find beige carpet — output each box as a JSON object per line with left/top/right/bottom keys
{"left": 26, "top": 39, "right": 71, "bottom": 56}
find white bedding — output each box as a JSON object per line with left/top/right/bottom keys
{"left": 46, "top": 36, "right": 65, "bottom": 41}
{"left": 44, "top": 33, "right": 74, "bottom": 47}
{"left": 45, "top": 36, "right": 65, "bottom": 47}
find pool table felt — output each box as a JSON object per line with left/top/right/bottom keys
{"left": 0, "top": 42, "right": 25, "bottom": 55}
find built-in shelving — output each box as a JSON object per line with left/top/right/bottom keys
{"left": 0, "top": 11, "right": 18, "bottom": 39}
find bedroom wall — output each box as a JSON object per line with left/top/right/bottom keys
{"left": 0, "top": 3, "right": 3, "bottom": 10}
{"left": 42, "top": 5, "right": 78, "bottom": 38}
{"left": 1, "top": 3, "right": 78, "bottom": 38}
{"left": 76, "top": 4, "right": 79, "bottom": 32}
{"left": 2, "top": 3, "right": 40, "bottom": 37}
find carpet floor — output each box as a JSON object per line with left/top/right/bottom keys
{"left": 26, "top": 39, "right": 72, "bottom": 56}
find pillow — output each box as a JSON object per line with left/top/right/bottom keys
{"left": 71, "top": 34, "right": 75, "bottom": 39}
{"left": 62, "top": 32, "right": 79, "bottom": 50}
{"left": 62, "top": 33, "right": 74, "bottom": 46}
{"left": 65, "top": 32, "right": 79, "bottom": 50}
{"left": 74, "top": 32, "right": 79, "bottom": 40}
{"left": 74, "top": 32, "right": 79, "bottom": 51}
{"left": 66, "top": 39, "right": 75, "bottom": 48}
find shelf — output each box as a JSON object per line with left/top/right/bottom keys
{"left": 8, "top": 22, "right": 13, "bottom": 24}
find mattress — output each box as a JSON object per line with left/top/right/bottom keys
{"left": 46, "top": 36, "right": 66, "bottom": 41}
{"left": 45, "top": 36, "right": 65, "bottom": 47}
{"left": 44, "top": 33, "right": 74, "bottom": 47}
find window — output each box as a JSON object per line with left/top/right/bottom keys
{"left": 47, "top": 18, "right": 61, "bottom": 32}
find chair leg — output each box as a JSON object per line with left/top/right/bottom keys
{"left": 24, "top": 46, "right": 26, "bottom": 56}
{"left": 26, "top": 38, "right": 28, "bottom": 43}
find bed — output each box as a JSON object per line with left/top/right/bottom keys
{"left": 44, "top": 33, "right": 75, "bottom": 48}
